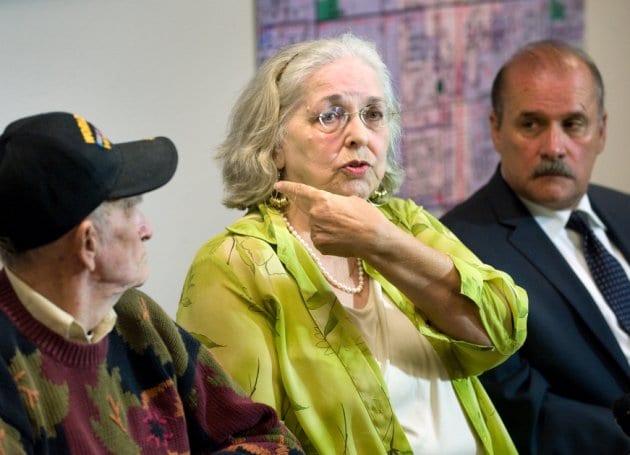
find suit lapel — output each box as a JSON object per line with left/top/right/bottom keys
{"left": 487, "top": 172, "right": 630, "bottom": 376}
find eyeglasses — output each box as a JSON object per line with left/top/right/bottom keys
{"left": 312, "top": 104, "right": 397, "bottom": 133}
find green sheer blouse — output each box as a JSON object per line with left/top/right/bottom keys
{"left": 177, "top": 198, "right": 527, "bottom": 454}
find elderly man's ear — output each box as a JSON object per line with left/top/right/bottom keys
{"left": 75, "top": 219, "right": 98, "bottom": 272}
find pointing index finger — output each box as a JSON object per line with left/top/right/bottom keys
{"left": 273, "top": 181, "right": 318, "bottom": 211}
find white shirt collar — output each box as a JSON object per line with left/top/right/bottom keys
{"left": 519, "top": 194, "right": 607, "bottom": 234}
{"left": 4, "top": 267, "right": 116, "bottom": 343}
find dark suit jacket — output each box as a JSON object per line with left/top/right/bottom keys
{"left": 441, "top": 168, "right": 630, "bottom": 454}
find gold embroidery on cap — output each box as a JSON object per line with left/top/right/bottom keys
{"left": 74, "top": 114, "right": 95, "bottom": 144}
{"left": 94, "top": 129, "right": 112, "bottom": 149}
{"left": 73, "top": 114, "right": 112, "bottom": 149}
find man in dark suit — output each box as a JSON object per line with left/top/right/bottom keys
{"left": 441, "top": 40, "right": 630, "bottom": 454}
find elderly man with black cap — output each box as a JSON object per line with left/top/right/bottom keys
{"left": 0, "top": 112, "right": 303, "bottom": 454}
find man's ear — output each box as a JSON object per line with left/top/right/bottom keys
{"left": 489, "top": 110, "right": 502, "bottom": 156}
{"left": 76, "top": 219, "right": 98, "bottom": 271}
{"left": 597, "top": 111, "right": 607, "bottom": 156}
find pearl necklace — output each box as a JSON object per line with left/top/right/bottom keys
{"left": 282, "top": 214, "right": 365, "bottom": 294}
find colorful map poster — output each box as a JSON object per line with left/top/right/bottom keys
{"left": 257, "top": 0, "right": 584, "bottom": 213}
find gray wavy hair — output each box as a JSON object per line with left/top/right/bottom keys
{"left": 217, "top": 33, "right": 404, "bottom": 210}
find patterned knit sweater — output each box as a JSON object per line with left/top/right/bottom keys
{"left": 0, "top": 270, "right": 303, "bottom": 454}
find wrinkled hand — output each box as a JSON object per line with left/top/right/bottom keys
{"left": 274, "top": 181, "right": 390, "bottom": 258}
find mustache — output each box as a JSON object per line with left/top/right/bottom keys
{"left": 531, "top": 160, "right": 575, "bottom": 179}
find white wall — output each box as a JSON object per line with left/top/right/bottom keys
{"left": 0, "top": 0, "right": 256, "bottom": 316}
{"left": 1, "top": 0, "right": 627, "bottom": 317}
{"left": 585, "top": 0, "right": 630, "bottom": 190}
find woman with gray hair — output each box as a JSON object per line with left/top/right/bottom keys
{"left": 177, "top": 33, "right": 526, "bottom": 454}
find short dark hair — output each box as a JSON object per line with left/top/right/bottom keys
{"left": 491, "top": 40, "right": 605, "bottom": 126}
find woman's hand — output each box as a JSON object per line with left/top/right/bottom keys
{"left": 274, "top": 180, "right": 390, "bottom": 258}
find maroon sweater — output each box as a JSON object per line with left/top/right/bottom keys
{"left": 0, "top": 270, "right": 303, "bottom": 454}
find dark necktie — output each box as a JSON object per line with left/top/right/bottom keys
{"left": 566, "top": 210, "right": 630, "bottom": 334}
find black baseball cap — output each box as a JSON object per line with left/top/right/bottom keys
{"left": 0, "top": 111, "right": 178, "bottom": 252}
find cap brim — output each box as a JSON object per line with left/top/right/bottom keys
{"left": 108, "top": 136, "right": 178, "bottom": 199}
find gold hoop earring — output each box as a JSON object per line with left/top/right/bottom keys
{"left": 268, "top": 190, "right": 289, "bottom": 210}
{"left": 368, "top": 187, "right": 389, "bottom": 206}
{"left": 267, "top": 167, "right": 289, "bottom": 210}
